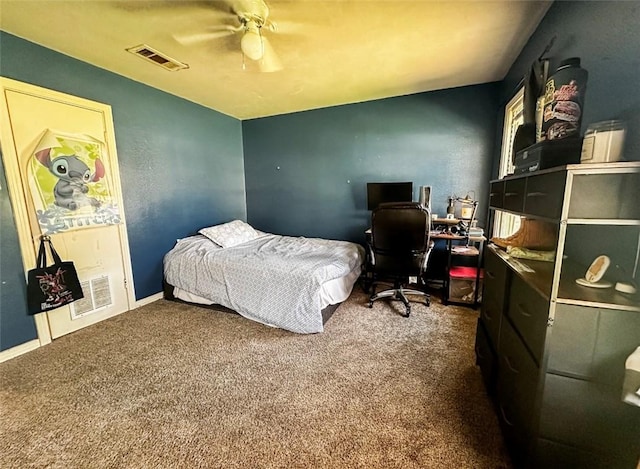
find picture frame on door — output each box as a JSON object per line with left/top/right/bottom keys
{"left": 28, "top": 129, "right": 121, "bottom": 234}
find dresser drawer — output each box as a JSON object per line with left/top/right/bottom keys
{"left": 481, "top": 295, "right": 503, "bottom": 352}
{"left": 475, "top": 319, "right": 497, "bottom": 395}
{"left": 489, "top": 180, "right": 505, "bottom": 209}
{"left": 480, "top": 250, "right": 508, "bottom": 348}
{"left": 507, "top": 275, "right": 549, "bottom": 364}
{"left": 503, "top": 178, "right": 526, "bottom": 213}
{"left": 496, "top": 318, "right": 540, "bottom": 464}
{"left": 539, "top": 373, "right": 640, "bottom": 461}
{"left": 497, "top": 399, "right": 532, "bottom": 467}
{"left": 483, "top": 248, "right": 508, "bottom": 301}
{"left": 497, "top": 318, "right": 540, "bottom": 431}
{"left": 533, "top": 438, "right": 633, "bottom": 469}
{"left": 524, "top": 171, "right": 566, "bottom": 219}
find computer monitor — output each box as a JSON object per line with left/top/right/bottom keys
{"left": 367, "top": 182, "right": 413, "bottom": 210}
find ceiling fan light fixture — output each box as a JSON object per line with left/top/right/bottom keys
{"left": 240, "top": 22, "right": 264, "bottom": 61}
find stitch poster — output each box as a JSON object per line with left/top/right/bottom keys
{"left": 28, "top": 130, "right": 121, "bottom": 234}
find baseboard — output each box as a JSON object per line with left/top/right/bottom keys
{"left": 0, "top": 295, "right": 162, "bottom": 363}
{"left": 135, "top": 292, "right": 163, "bottom": 308}
{"left": 0, "top": 339, "right": 41, "bottom": 364}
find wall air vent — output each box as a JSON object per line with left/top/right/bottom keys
{"left": 126, "top": 44, "right": 189, "bottom": 71}
{"left": 71, "top": 275, "right": 113, "bottom": 319}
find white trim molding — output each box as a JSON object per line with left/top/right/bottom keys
{"left": 0, "top": 339, "right": 41, "bottom": 364}
{"left": 0, "top": 290, "right": 163, "bottom": 363}
{"left": 34, "top": 313, "right": 52, "bottom": 346}
{"left": 135, "top": 292, "right": 163, "bottom": 308}
{"left": 0, "top": 77, "right": 137, "bottom": 341}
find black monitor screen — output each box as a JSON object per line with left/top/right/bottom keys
{"left": 367, "top": 182, "right": 413, "bottom": 210}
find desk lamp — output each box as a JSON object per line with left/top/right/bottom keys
{"left": 453, "top": 193, "right": 479, "bottom": 242}
{"left": 455, "top": 193, "right": 478, "bottom": 223}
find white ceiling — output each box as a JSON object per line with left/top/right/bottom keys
{"left": 0, "top": 0, "right": 552, "bottom": 120}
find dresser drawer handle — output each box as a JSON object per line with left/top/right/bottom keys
{"left": 475, "top": 344, "right": 486, "bottom": 359}
{"left": 504, "top": 355, "right": 520, "bottom": 374}
{"left": 486, "top": 270, "right": 496, "bottom": 280}
{"left": 504, "top": 192, "right": 519, "bottom": 197}
{"left": 499, "top": 404, "right": 515, "bottom": 427}
{"left": 527, "top": 191, "right": 547, "bottom": 198}
{"left": 517, "top": 303, "right": 532, "bottom": 318}
{"left": 483, "top": 308, "right": 493, "bottom": 321}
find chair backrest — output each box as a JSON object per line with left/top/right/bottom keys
{"left": 371, "top": 202, "right": 431, "bottom": 275}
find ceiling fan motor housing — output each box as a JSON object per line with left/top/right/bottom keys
{"left": 234, "top": 0, "right": 269, "bottom": 26}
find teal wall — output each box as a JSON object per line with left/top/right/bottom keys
{"left": 0, "top": 155, "right": 35, "bottom": 350}
{"left": 0, "top": 32, "right": 246, "bottom": 351}
{"left": 4, "top": 1, "right": 640, "bottom": 353}
{"left": 242, "top": 85, "right": 500, "bottom": 245}
{"left": 499, "top": 1, "right": 640, "bottom": 165}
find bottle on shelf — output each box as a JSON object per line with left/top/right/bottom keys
{"left": 541, "top": 57, "right": 588, "bottom": 141}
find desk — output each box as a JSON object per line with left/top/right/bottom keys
{"left": 431, "top": 232, "right": 486, "bottom": 307}
{"left": 364, "top": 227, "right": 485, "bottom": 307}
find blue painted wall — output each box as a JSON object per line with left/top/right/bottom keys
{"left": 0, "top": 32, "right": 246, "bottom": 351}
{"left": 242, "top": 85, "right": 500, "bottom": 245}
{"left": 498, "top": 1, "right": 640, "bottom": 166}
{"left": 4, "top": 1, "right": 639, "bottom": 353}
{"left": 0, "top": 155, "right": 36, "bottom": 350}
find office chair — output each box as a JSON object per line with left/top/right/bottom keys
{"left": 367, "top": 202, "right": 432, "bottom": 317}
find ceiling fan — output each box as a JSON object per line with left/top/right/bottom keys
{"left": 175, "top": 0, "right": 284, "bottom": 73}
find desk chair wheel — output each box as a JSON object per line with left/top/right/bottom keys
{"left": 367, "top": 284, "right": 377, "bottom": 308}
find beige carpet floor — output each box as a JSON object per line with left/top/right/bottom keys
{"left": 0, "top": 288, "right": 510, "bottom": 469}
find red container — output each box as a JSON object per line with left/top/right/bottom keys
{"left": 449, "top": 267, "right": 484, "bottom": 304}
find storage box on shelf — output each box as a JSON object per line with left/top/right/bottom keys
{"left": 476, "top": 162, "right": 640, "bottom": 468}
{"left": 445, "top": 235, "right": 485, "bottom": 307}
{"left": 431, "top": 229, "right": 485, "bottom": 308}
{"left": 448, "top": 266, "right": 483, "bottom": 304}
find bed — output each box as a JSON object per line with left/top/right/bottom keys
{"left": 163, "top": 220, "right": 365, "bottom": 333}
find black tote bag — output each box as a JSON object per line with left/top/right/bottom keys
{"left": 27, "top": 237, "right": 84, "bottom": 315}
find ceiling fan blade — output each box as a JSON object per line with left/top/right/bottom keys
{"left": 257, "top": 36, "right": 282, "bottom": 73}
{"left": 264, "top": 20, "right": 306, "bottom": 35}
{"left": 114, "top": 0, "right": 237, "bottom": 21}
{"left": 173, "top": 27, "right": 237, "bottom": 45}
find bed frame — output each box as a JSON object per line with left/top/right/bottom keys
{"left": 162, "top": 280, "right": 340, "bottom": 326}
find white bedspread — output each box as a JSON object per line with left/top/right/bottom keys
{"left": 163, "top": 234, "right": 364, "bottom": 333}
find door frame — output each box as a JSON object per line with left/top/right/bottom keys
{"left": 0, "top": 77, "right": 136, "bottom": 345}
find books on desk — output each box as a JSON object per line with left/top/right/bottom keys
{"left": 451, "top": 245, "right": 480, "bottom": 256}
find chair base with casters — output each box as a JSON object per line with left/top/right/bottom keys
{"left": 368, "top": 278, "right": 430, "bottom": 318}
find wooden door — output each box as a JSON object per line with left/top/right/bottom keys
{"left": 0, "top": 78, "right": 135, "bottom": 339}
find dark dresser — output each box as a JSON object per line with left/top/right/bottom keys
{"left": 476, "top": 162, "right": 640, "bottom": 468}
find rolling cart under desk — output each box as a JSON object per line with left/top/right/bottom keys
{"left": 431, "top": 231, "right": 485, "bottom": 308}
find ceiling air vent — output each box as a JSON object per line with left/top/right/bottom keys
{"left": 126, "top": 44, "right": 189, "bottom": 71}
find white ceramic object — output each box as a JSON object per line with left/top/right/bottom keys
{"left": 585, "top": 255, "right": 610, "bottom": 283}
{"left": 615, "top": 282, "right": 637, "bottom": 295}
{"left": 576, "top": 277, "right": 612, "bottom": 289}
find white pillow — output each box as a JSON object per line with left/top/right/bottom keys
{"left": 199, "top": 220, "right": 259, "bottom": 248}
